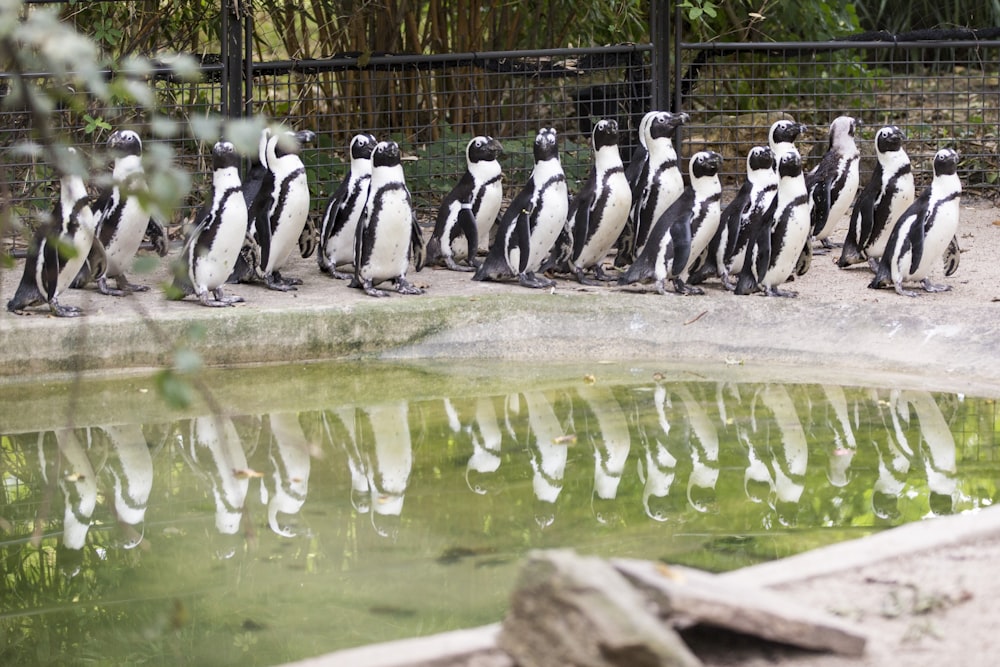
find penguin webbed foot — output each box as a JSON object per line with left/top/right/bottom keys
{"left": 444, "top": 256, "right": 476, "bottom": 273}
{"left": 198, "top": 288, "right": 245, "bottom": 307}
{"left": 48, "top": 299, "right": 83, "bottom": 317}
{"left": 264, "top": 272, "right": 298, "bottom": 291}
{"left": 572, "top": 267, "right": 603, "bottom": 286}
{"left": 273, "top": 271, "right": 303, "bottom": 286}
{"left": 98, "top": 276, "right": 129, "bottom": 297}
{"left": 763, "top": 285, "right": 798, "bottom": 298}
{"left": 394, "top": 276, "right": 424, "bottom": 295}
{"left": 518, "top": 272, "right": 554, "bottom": 289}
{"left": 591, "top": 264, "right": 619, "bottom": 283}
{"left": 920, "top": 278, "right": 951, "bottom": 294}
{"left": 360, "top": 279, "right": 389, "bottom": 297}
{"left": 673, "top": 278, "right": 704, "bottom": 296}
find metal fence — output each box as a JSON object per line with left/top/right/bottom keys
{"left": 1, "top": 2, "right": 998, "bottom": 247}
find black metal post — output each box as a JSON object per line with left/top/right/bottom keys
{"left": 221, "top": 0, "right": 244, "bottom": 118}
{"left": 651, "top": 0, "right": 670, "bottom": 111}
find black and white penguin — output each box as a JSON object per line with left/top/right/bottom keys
{"left": 7, "top": 148, "right": 96, "bottom": 317}
{"left": 692, "top": 145, "right": 776, "bottom": 290}
{"left": 613, "top": 110, "right": 657, "bottom": 268}
{"left": 632, "top": 111, "right": 689, "bottom": 259}
{"left": 806, "top": 115, "right": 860, "bottom": 249}
{"left": 473, "top": 127, "right": 568, "bottom": 289}
{"left": 869, "top": 148, "right": 962, "bottom": 297}
{"left": 618, "top": 150, "right": 720, "bottom": 295}
{"left": 736, "top": 149, "right": 811, "bottom": 297}
{"left": 351, "top": 140, "right": 426, "bottom": 297}
{"left": 170, "top": 141, "right": 248, "bottom": 307}
{"left": 317, "top": 132, "right": 376, "bottom": 279}
{"left": 233, "top": 127, "right": 315, "bottom": 290}
{"left": 677, "top": 151, "right": 723, "bottom": 290}
{"left": 838, "top": 125, "right": 914, "bottom": 269}
{"left": 548, "top": 118, "right": 631, "bottom": 284}
{"left": 426, "top": 135, "right": 504, "bottom": 272}
{"left": 73, "top": 130, "right": 165, "bottom": 295}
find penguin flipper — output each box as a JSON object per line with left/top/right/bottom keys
{"left": 905, "top": 209, "right": 928, "bottom": 276}
{"left": 838, "top": 200, "right": 868, "bottom": 268}
{"left": 809, "top": 178, "right": 831, "bottom": 237}
{"left": 513, "top": 208, "right": 532, "bottom": 275}
{"left": 145, "top": 216, "right": 170, "bottom": 257}
{"left": 455, "top": 205, "right": 479, "bottom": 265}
{"left": 299, "top": 216, "right": 318, "bottom": 259}
{"left": 943, "top": 235, "right": 960, "bottom": 277}
{"left": 409, "top": 214, "right": 426, "bottom": 272}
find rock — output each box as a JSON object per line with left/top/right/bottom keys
{"left": 498, "top": 549, "right": 703, "bottom": 667}
{"left": 613, "top": 558, "right": 868, "bottom": 657}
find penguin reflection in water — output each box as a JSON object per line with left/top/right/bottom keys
{"left": 869, "top": 148, "right": 962, "bottom": 297}
{"left": 169, "top": 141, "right": 248, "bottom": 307}
{"left": 473, "top": 127, "right": 568, "bottom": 289}
{"left": 7, "top": 148, "right": 96, "bottom": 317}
{"left": 351, "top": 140, "right": 426, "bottom": 297}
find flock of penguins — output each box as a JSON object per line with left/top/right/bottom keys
{"left": 6, "top": 110, "right": 964, "bottom": 317}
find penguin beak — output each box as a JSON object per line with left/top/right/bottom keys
{"left": 295, "top": 129, "right": 317, "bottom": 145}
{"left": 671, "top": 112, "right": 690, "bottom": 127}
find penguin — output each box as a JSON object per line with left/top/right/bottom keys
{"left": 736, "top": 149, "right": 811, "bottom": 297}
{"left": 473, "top": 127, "right": 568, "bottom": 289}
{"left": 317, "top": 132, "right": 376, "bottom": 279}
{"left": 73, "top": 129, "right": 165, "bottom": 296}
{"left": 547, "top": 118, "right": 632, "bottom": 284}
{"left": 633, "top": 111, "right": 689, "bottom": 259}
{"left": 689, "top": 146, "right": 775, "bottom": 289}
{"left": 425, "top": 135, "right": 504, "bottom": 272}
{"left": 677, "top": 151, "right": 723, "bottom": 290}
{"left": 7, "top": 148, "right": 96, "bottom": 317}
{"left": 233, "top": 126, "right": 315, "bottom": 291}
{"left": 806, "top": 115, "right": 860, "bottom": 249}
{"left": 869, "top": 148, "right": 962, "bottom": 297}
{"left": 613, "top": 110, "right": 657, "bottom": 268}
{"left": 169, "top": 141, "right": 248, "bottom": 307}
{"left": 350, "top": 140, "right": 426, "bottom": 297}
{"left": 618, "top": 150, "right": 721, "bottom": 295}
{"left": 837, "top": 125, "right": 915, "bottom": 269}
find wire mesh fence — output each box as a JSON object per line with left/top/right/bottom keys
{"left": 678, "top": 39, "right": 1000, "bottom": 193}
{"left": 1, "top": 2, "right": 998, "bottom": 251}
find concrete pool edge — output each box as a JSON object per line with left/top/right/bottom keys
{"left": 1, "top": 291, "right": 999, "bottom": 396}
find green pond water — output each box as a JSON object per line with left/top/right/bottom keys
{"left": 1, "top": 360, "right": 997, "bottom": 666}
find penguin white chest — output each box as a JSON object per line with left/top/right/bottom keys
{"left": 195, "top": 197, "right": 248, "bottom": 291}
{"left": 764, "top": 188, "right": 810, "bottom": 286}
{"left": 364, "top": 188, "right": 413, "bottom": 281}
{"left": 476, "top": 179, "right": 504, "bottom": 251}
{"left": 526, "top": 179, "right": 568, "bottom": 271}
{"left": 104, "top": 196, "right": 150, "bottom": 276}
{"left": 58, "top": 211, "right": 96, "bottom": 295}
{"left": 265, "top": 174, "right": 310, "bottom": 273}
{"left": 909, "top": 197, "right": 960, "bottom": 281}
{"left": 577, "top": 171, "right": 631, "bottom": 268}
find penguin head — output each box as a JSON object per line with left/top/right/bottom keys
{"left": 932, "top": 148, "right": 960, "bottom": 177}
{"left": 591, "top": 119, "right": 619, "bottom": 151}
{"left": 271, "top": 129, "right": 315, "bottom": 159}
{"left": 747, "top": 145, "right": 775, "bottom": 172}
{"left": 533, "top": 127, "right": 559, "bottom": 162}
{"left": 768, "top": 119, "right": 806, "bottom": 147}
{"left": 210, "top": 141, "right": 241, "bottom": 171}
{"left": 827, "top": 115, "right": 858, "bottom": 151}
{"left": 875, "top": 125, "right": 905, "bottom": 154}
{"left": 372, "top": 140, "right": 402, "bottom": 168}
{"left": 467, "top": 135, "right": 503, "bottom": 164}
{"left": 108, "top": 129, "right": 142, "bottom": 157}
{"left": 646, "top": 111, "right": 689, "bottom": 141}
{"left": 777, "top": 149, "right": 803, "bottom": 179}
{"left": 350, "top": 132, "right": 377, "bottom": 161}
{"left": 637, "top": 110, "right": 658, "bottom": 148}
{"left": 689, "top": 150, "right": 722, "bottom": 180}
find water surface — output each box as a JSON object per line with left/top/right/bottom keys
{"left": 1, "top": 361, "right": 997, "bottom": 666}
